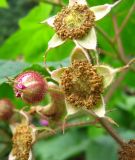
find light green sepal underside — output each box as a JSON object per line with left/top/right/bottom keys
{"left": 94, "top": 65, "right": 115, "bottom": 88}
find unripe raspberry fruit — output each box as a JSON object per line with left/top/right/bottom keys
{"left": 0, "top": 99, "right": 14, "bottom": 120}
{"left": 14, "top": 71, "right": 48, "bottom": 104}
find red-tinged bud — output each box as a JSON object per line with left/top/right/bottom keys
{"left": 0, "top": 99, "right": 14, "bottom": 120}
{"left": 14, "top": 71, "right": 48, "bottom": 104}
{"left": 40, "top": 119, "right": 49, "bottom": 126}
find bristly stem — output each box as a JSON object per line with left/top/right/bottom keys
{"left": 112, "top": 15, "right": 135, "bottom": 72}
{"left": 37, "top": 120, "right": 98, "bottom": 140}
{"left": 95, "top": 26, "right": 118, "bottom": 55}
{"left": 83, "top": 108, "right": 125, "bottom": 147}
{"left": 95, "top": 26, "right": 113, "bottom": 45}
{"left": 113, "top": 3, "right": 135, "bottom": 41}
{"left": 97, "top": 117, "right": 125, "bottom": 147}
{"left": 37, "top": 111, "right": 125, "bottom": 147}
{"left": 105, "top": 71, "right": 128, "bottom": 103}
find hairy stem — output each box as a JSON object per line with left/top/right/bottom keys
{"left": 96, "top": 26, "right": 113, "bottom": 45}
{"left": 84, "top": 109, "right": 125, "bottom": 146}
{"left": 105, "top": 70, "right": 128, "bottom": 103}
{"left": 113, "top": 3, "right": 135, "bottom": 41}
{"left": 98, "top": 117, "right": 125, "bottom": 147}
{"left": 96, "top": 26, "right": 118, "bottom": 55}
{"left": 113, "top": 15, "right": 135, "bottom": 72}
{"left": 37, "top": 120, "right": 97, "bottom": 140}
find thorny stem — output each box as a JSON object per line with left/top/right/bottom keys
{"left": 104, "top": 9, "right": 135, "bottom": 103}
{"left": 37, "top": 110, "right": 125, "bottom": 147}
{"left": 83, "top": 109, "right": 125, "bottom": 147}
{"left": 95, "top": 26, "right": 118, "bottom": 55}
{"left": 101, "top": 10, "right": 135, "bottom": 145}
{"left": 97, "top": 48, "right": 117, "bottom": 58}
{"left": 105, "top": 70, "right": 128, "bottom": 103}
{"left": 113, "top": 15, "right": 135, "bottom": 72}
{"left": 114, "top": 58, "right": 135, "bottom": 73}
{"left": 113, "top": 3, "right": 135, "bottom": 41}
{"left": 37, "top": 120, "right": 98, "bottom": 140}
{"left": 96, "top": 26, "right": 113, "bottom": 45}
{"left": 104, "top": 13, "right": 135, "bottom": 106}
{"left": 97, "top": 117, "right": 125, "bottom": 147}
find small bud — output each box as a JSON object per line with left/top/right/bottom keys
{"left": 40, "top": 119, "right": 49, "bottom": 126}
{"left": 0, "top": 99, "right": 14, "bottom": 120}
{"left": 14, "top": 71, "right": 48, "bottom": 104}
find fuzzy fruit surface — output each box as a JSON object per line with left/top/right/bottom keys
{"left": 14, "top": 71, "right": 48, "bottom": 104}
{"left": 0, "top": 99, "right": 14, "bottom": 120}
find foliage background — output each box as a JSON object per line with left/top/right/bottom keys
{"left": 0, "top": 0, "right": 135, "bottom": 159}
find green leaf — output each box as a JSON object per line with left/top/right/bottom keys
{"left": 0, "top": 0, "right": 8, "bottom": 8}
{"left": 0, "top": 2, "right": 74, "bottom": 62}
{"left": 86, "top": 136, "right": 117, "bottom": 160}
{"left": 0, "top": 60, "right": 28, "bottom": 84}
{"left": 0, "top": 3, "right": 53, "bottom": 62}
{"left": 34, "top": 131, "right": 89, "bottom": 160}
{"left": 0, "top": 83, "right": 26, "bottom": 109}
{"left": 24, "top": 64, "right": 50, "bottom": 77}
{"left": 86, "top": 131, "right": 135, "bottom": 160}
{"left": 19, "top": 3, "right": 52, "bottom": 29}
{"left": 0, "top": 61, "right": 51, "bottom": 84}
{"left": 118, "top": 94, "right": 135, "bottom": 112}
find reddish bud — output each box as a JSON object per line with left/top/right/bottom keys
{"left": 14, "top": 71, "right": 48, "bottom": 104}
{"left": 0, "top": 99, "right": 14, "bottom": 120}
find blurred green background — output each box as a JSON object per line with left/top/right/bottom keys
{"left": 0, "top": 0, "right": 135, "bottom": 159}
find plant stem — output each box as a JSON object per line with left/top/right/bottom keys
{"left": 113, "top": 3, "right": 135, "bottom": 41}
{"left": 98, "top": 117, "right": 125, "bottom": 147}
{"left": 112, "top": 15, "right": 135, "bottom": 72}
{"left": 96, "top": 26, "right": 118, "bottom": 54}
{"left": 105, "top": 15, "right": 135, "bottom": 103}
{"left": 96, "top": 26, "right": 113, "bottom": 45}
{"left": 105, "top": 70, "right": 128, "bottom": 103}
{"left": 97, "top": 48, "right": 117, "bottom": 58}
{"left": 83, "top": 109, "right": 125, "bottom": 147}
{"left": 37, "top": 120, "right": 97, "bottom": 140}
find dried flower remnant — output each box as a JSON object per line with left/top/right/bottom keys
{"left": 41, "top": 0, "right": 121, "bottom": 50}
{"left": 51, "top": 46, "right": 126, "bottom": 117}
{"left": 54, "top": 4, "right": 95, "bottom": 40}
{"left": 14, "top": 71, "right": 48, "bottom": 104}
{"left": 0, "top": 99, "right": 14, "bottom": 120}
{"left": 61, "top": 60, "right": 103, "bottom": 110}
{"left": 119, "top": 140, "right": 135, "bottom": 160}
{"left": 9, "top": 122, "right": 36, "bottom": 160}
